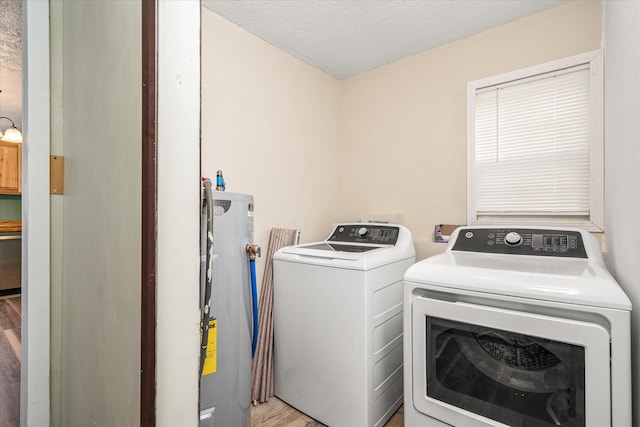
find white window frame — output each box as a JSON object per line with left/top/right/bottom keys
{"left": 467, "top": 50, "right": 604, "bottom": 232}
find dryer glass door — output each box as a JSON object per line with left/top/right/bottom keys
{"left": 411, "top": 297, "right": 611, "bottom": 427}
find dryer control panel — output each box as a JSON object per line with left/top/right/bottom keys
{"left": 328, "top": 225, "right": 399, "bottom": 245}
{"left": 452, "top": 228, "right": 587, "bottom": 258}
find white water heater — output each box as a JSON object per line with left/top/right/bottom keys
{"left": 199, "top": 191, "right": 254, "bottom": 427}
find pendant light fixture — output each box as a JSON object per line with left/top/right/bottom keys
{"left": 0, "top": 117, "right": 23, "bottom": 143}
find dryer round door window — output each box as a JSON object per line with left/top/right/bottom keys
{"left": 428, "top": 318, "right": 586, "bottom": 426}
{"left": 410, "top": 295, "right": 612, "bottom": 427}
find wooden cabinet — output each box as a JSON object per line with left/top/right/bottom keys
{"left": 0, "top": 141, "right": 22, "bottom": 194}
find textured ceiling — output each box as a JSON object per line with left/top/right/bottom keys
{"left": 202, "top": 0, "right": 568, "bottom": 79}
{"left": 0, "top": 0, "right": 21, "bottom": 72}
{"left": 0, "top": 0, "right": 22, "bottom": 129}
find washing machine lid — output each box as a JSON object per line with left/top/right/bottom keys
{"left": 300, "top": 242, "right": 384, "bottom": 253}
{"left": 275, "top": 223, "right": 416, "bottom": 270}
{"left": 404, "top": 226, "right": 632, "bottom": 310}
{"left": 280, "top": 242, "right": 387, "bottom": 261}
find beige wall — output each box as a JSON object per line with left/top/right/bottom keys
{"left": 203, "top": 1, "right": 602, "bottom": 266}
{"left": 201, "top": 7, "right": 343, "bottom": 284}
{"left": 57, "top": 1, "right": 141, "bottom": 425}
{"left": 341, "top": 0, "right": 603, "bottom": 260}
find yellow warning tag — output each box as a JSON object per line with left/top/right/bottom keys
{"left": 202, "top": 319, "right": 217, "bottom": 376}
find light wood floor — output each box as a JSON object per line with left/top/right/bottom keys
{"left": 0, "top": 294, "right": 21, "bottom": 427}
{"left": 251, "top": 396, "right": 403, "bottom": 427}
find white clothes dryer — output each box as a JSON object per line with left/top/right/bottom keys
{"left": 403, "top": 226, "right": 632, "bottom": 427}
{"left": 274, "top": 223, "right": 415, "bottom": 427}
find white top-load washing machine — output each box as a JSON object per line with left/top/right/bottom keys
{"left": 273, "top": 223, "right": 415, "bottom": 427}
{"left": 403, "top": 226, "right": 632, "bottom": 427}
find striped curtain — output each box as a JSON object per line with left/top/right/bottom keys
{"left": 251, "top": 228, "right": 298, "bottom": 404}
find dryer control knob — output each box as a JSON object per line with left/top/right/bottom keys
{"left": 358, "top": 227, "right": 368, "bottom": 237}
{"left": 505, "top": 232, "right": 522, "bottom": 246}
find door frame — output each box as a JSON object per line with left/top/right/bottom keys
{"left": 141, "top": 0, "right": 158, "bottom": 424}
{"left": 21, "top": 1, "right": 51, "bottom": 425}
{"left": 21, "top": 1, "right": 200, "bottom": 425}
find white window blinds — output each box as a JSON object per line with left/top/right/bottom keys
{"left": 473, "top": 65, "right": 591, "bottom": 218}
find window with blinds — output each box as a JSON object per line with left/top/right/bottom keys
{"left": 467, "top": 51, "right": 603, "bottom": 231}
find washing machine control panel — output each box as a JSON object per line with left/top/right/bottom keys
{"left": 453, "top": 228, "right": 587, "bottom": 258}
{"left": 328, "top": 225, "right": 400, "bottom": 245}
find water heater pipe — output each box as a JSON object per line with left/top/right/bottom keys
{"left": 246, "top": 244, "right": 261, "bottom": 357}
{"left": 216, "top": 170, "right": 226, "bottom": 191}
{"left": 199, "top": 178, "right": 214, "bottom": 376}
